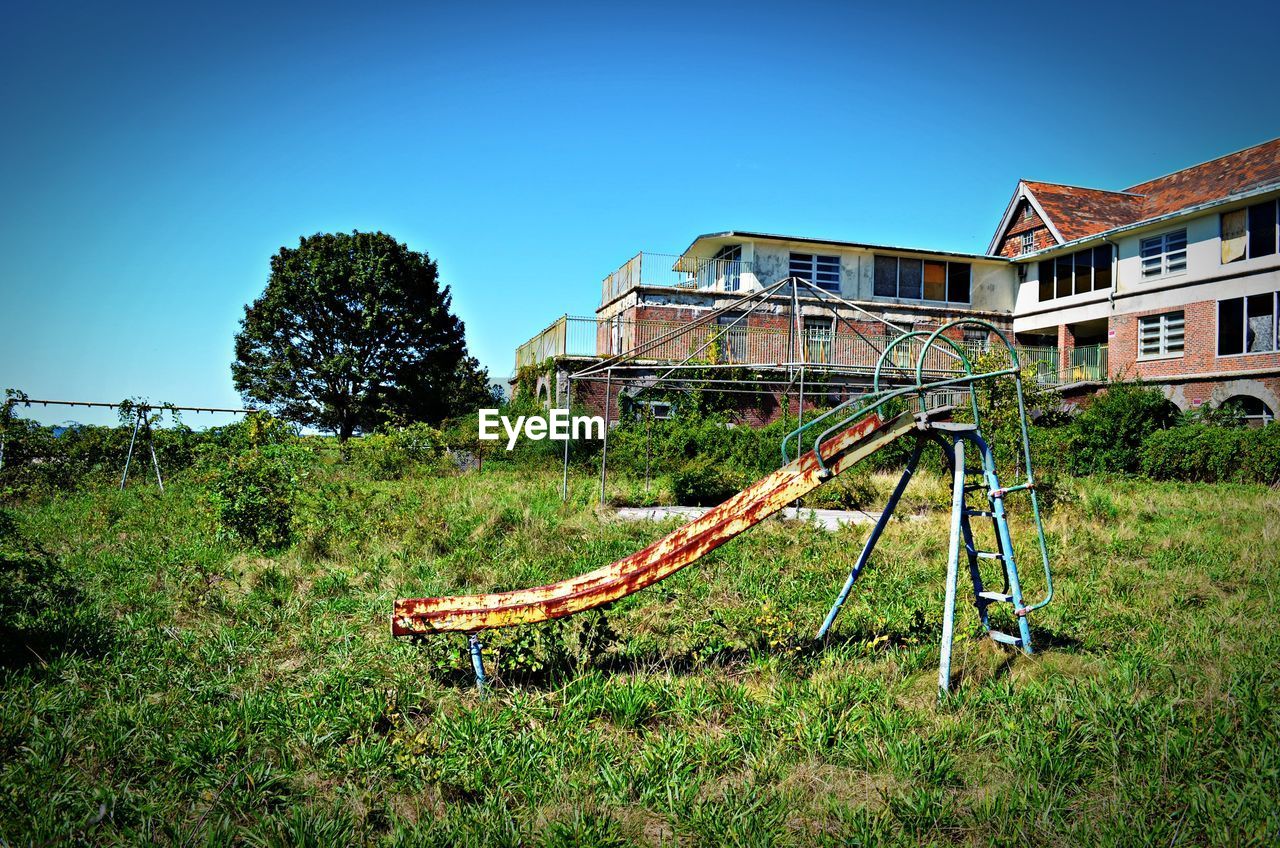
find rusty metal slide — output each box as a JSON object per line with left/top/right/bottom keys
{"left": 392, "top": 408, "right": 926, "bottom": 636}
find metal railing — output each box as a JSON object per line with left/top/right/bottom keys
{"left": 601, "top": 252, "right": 753, "bottom": 306}
{"left": 1067, "top": 344, "right": 1108, "bottom": 383}
{"left": 518, "top": 314, "right": 1074, "bottom": 384}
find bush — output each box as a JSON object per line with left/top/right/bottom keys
{"left": 1067, "top": 383, "right": 1179, "bottom": 475}
{"left": 803, "top": 473, "right": 877, "bottom": 510}
{"left": 1140, "top": 423, "right": 1280, "bottom": 484}
{"left": 347, "top": 422, "right": 445, "bottom": 480}
{"left": 208, "top": 443, "right": 309, "bottom": 548}
{"left": 671, "top": 457, "right": 744, "bottom": 506}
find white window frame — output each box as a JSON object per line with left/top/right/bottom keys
{"left": 1217, "top": 292, "right": 1280, "bottom": 358}
{"left": 1221, "top": 199, "right": 1280, "bottom": 265}
{"left": 1140, "top": 229, "right": 1188, "bottom": 279}
{"left": 1137, "top": 311, "right": 1185, "bottom": 360}
{"left": 1020, "top": 231, "right": 1034, "bottom": 254}
{"left": 789, "top": 253, "right": 841, "bottom": 292}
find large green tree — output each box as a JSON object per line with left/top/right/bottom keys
{"left": 233, "top": 231, "right": 492, "bottom": 440}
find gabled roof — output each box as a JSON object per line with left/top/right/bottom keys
{"left": 1020, "top": 181, "right": 1146, "bottom": 242}
{"left": 989, "top": 137, "right": 1280, "bottom": 254}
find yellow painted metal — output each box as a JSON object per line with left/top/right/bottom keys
{"left": 391, "top": 409, "right": 922, "bottom": 635}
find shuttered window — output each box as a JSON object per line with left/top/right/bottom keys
{"left": 1138, "top": 311, "right": 1185, "bottom": 359}
{"left": 789, "top": 253, "right": 840, "bottom": 292}
{"left": 1140, "top": 230, "right": 1187, "bottom": 278}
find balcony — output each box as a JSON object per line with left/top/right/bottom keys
{"left": 517, "top": 314, "right": 1073, "bottom": 385}
{"left": 601, "top": 252, "right": 753, "bottom": 306}
{"left": 1067, "top": 344, "right": 1109, "bottom": 383}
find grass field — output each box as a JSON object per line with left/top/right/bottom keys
{"left": 1, "top": 459, "right": 1278, "bottom": 846}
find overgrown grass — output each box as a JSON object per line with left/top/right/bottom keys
{"left": 0, "top": 460, "right": 1277, "bottom": 846}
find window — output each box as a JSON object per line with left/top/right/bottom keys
{"left": 1140, "top": 229, "right": 1187, "bottom": 278}
{"left": 1022, "top": 202, "right": 1033, "bottom": 221}
{"left": 716, "top": 313, "right": 747, "bottom": 362}
{"left": 1138, "top": 311, "right": 1185, "bottom": 359}
{"left": 706, "top": 244, "right": 743, "bottom": 292}
{"left": 1037, "top": 245, "right": 1113, "bottom": 301}
{"left": 1222, "top": 199, "right": 1279, "bottom": 264}
{"left": 1020, "top": 232, "right": 1035, "bottom": 254}
{"left": 633, "top": 400, "right": 674, "bottom": 421}
{"left": 1218, "top": 292, "right": 1280, "bottom": 356}
{"left": 790, "top": 253, "right": 840, "bottom": 292}
{"left": 803, "top": 317, "right": 834, "bottom": 363}
{"left": 873, "top": 255, "right": 972, "bottom": 302}
{"left": 963, "top": 327, "right": 989, "bottom": 351}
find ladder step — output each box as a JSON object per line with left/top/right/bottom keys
{"left": 964, "top": 483, "right": 987, "bottom": 492}
{"left": 988, "top": 630, "right": 1022, "bottom": 647}
{"left": 964, "top": 509, "right": 995, "bottom": 518}
{"left": 975, "top": 551, "right": 1005, "bottom": 560}
{"left": 977, "top": 591, "right": 1013, "bottom": 603}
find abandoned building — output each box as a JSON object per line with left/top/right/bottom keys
{"left": 515, "top": 137, "right": 1280, "bottom": 426}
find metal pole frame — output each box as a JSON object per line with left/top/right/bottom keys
{"left": 599, "top": 368, "right": 612, "bottom": 507}
{"left": 120, "top": 409, "right": 143, "bottom": 490}
{"left": 815, "top": 434, "right": 927, "bottom": 640}
{"left": 939, "top": 437, "right": 966, "bottom": 694}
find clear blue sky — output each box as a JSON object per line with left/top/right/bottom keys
{"left": 2, "top": 0, "right": 1277, "bottom": 427}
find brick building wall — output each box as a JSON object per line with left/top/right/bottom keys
{"left": 1106, "top": 299, "right": 1280, "bottom": 410}
{"left": 996, "top": 201, "right": 1057, "bottom": 258}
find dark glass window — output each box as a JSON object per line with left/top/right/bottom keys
{"left": 874, "top": 256, "right": 897, "bottom": 297}
{"left": 1039, "top": 260, "right": 1054, "bottom": 301}
{"left": 898, "top": 259, "right": 923, "bottom": 299}
{"left": 1249, "top": 201, "right": 1277, "bottom": 258}
{"left": 1092, "top": 245, "right": 1112, "bottom": 290}
{"left": 947, "top": 262, "right": 971, "bottom": 303}
{"left": 1055, "top": 255, "right": 1073, "bottom": 299}
{"left": 1073, "top": 248, "right": 1093, "bottom": 295}
{"left": 1218, "top": 297, "right": 1244, "bottom": 355}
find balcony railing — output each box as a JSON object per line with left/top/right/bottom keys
{"left": 517, "top": 314, "right": 1076, "bottom": 385}
{"left": 1067, "top": 344, "right": 1109, "bottom": 383}
{"left": 601, "top": 252, "right": 753, "bottom": 306}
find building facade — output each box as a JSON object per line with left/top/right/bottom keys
{"left": 517, "top": 138, "right": 1280, "bottom": 424}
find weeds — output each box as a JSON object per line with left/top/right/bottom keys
{"left": 0, "top": 460, "right": 1276, "bottom": 845}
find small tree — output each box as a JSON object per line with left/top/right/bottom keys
{"left": 232, "top": 231, "right": 492, "bottom": 440}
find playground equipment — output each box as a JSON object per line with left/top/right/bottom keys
{"left": 0, "top": 394, "right": 256, "bottom": 492}
{"left": 394, "top": 288, "right": 1054, "bottom": 694}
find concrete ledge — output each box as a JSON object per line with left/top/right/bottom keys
{"left": 613, "top": 505, "right": 915, "bottom": 531}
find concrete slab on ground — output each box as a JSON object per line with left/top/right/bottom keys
{"left": 612, "top": 505, "right": 913, "bottom": 531}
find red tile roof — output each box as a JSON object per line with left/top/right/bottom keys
{"left": 1125, "top": 137, "right": 1280, "bottom": 218}
{"left": 1021, "top": 181, "right": 1146, "bottom": 242}
{"left": 1012, "top": 137, "right": 1280, "bottom": 247}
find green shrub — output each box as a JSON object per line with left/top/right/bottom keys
{"left": 208, "top": 443, "right": 309, "bottom": 548}
{"left": 1140, "top": 423, "right": 1280, "bottom": 484}
{"left": 671, "top": 457, "right": 744, "bottom": 506}
{"left": 803, "top": 473, "right": 877, "bottom": 510}
{"left": 1067, "top": 383, "right": 1179, "bottom": 475}
{"left": 347, "top": 422, "right": 445, "bottom": 480}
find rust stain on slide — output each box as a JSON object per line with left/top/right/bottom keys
{"left": 392, "top": 410, "right": 920, "bottom": 635}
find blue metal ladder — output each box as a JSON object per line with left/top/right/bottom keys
{"left": 932, "top": 424, "right": 1035, "bottom": 693}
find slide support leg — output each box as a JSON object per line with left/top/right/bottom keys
{"left": 815, "top": 435, "right": 925, "bottom": 640}
{"left": 939, "top": 438, "right": 965, "bottom": 695}
{"left": 468, "top": 633, "right": 487, "bottom": 692}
